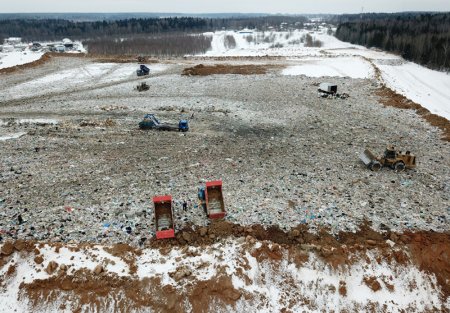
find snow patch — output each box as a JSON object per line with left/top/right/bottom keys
{"left": 283, "top": 57, "right": 374, "bottom": 79}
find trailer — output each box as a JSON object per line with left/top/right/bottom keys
{"left": 153, "top": 195, "right": 175, "bottom": 239}
{"left": 318, "top": 83, "right": 337, "bottom": 94}
{"left": 198, "top": 180, "right": 226, "bottom": 219}
{"left": 139, "top": 114, "right": 189, "bottom": 132}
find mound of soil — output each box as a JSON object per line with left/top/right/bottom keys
{"left": 404, "top": 230, "right": 450, "bottom": 297}
{"left": 21, "top": 268, "right": 241, "bottom": 313}
{"left": 2, "top": 222, "right": 448, "bottom": 312}
{"left": 182, "top": 64, "right": 274, "bottom": 76}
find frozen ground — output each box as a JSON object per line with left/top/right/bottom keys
{"left": 0, "top": 237, "right": 448, "bottom": 312}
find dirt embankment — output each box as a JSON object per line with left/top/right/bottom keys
{"left": 2, "top": 221, "right": 448, "bottom": 313}
{"left": 182, "top": 63, "right": 278, "bottom": 76}
{"left": 376, "top": 86, "right": 450, "bottom": 141}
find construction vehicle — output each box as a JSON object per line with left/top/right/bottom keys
{"left": 198, "top": 180, "right": 226, "bottom": 219}
{"left": 136, "top": 82, "right": 149, "bottom": 92}
{"left": 153, "top": 195, "right": 175, "bottom": 239}
{"left": 139, "top": 114, "right": 189, "bottom": 132}
{"left": 136, "top": 64, "right": 150, "bottom": 76}
{"left": 360, "top": 145, "right": 416, "bottom": 172}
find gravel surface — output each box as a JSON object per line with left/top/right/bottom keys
{"left": 0, "top": 57, "right": 449, "bottom": 245}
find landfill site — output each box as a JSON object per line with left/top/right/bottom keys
{"left": 0, "top": 55, "right": 449, "bottom": 312}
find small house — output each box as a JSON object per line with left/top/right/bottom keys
{"left": 2, "top": 44, "right": 14, "bottom": 52}
{"left": 55, "top": 45, "right": 66, "bottom": 53}
{"left": 4, "top": 37, "right": 22, "bottom": 45}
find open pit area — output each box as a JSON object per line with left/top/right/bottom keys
{"left": 0, "top": 55, "right": 449, "bottom": 312}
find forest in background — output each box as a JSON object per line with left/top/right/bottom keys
{"left": 0, "top": 16, "right": 307, "bottom": 42}
{"left": 0, "top": 16, "right": 307, "bottom": 56}
{"left": 334, "top": 13, "right": 450, "bottom": 71}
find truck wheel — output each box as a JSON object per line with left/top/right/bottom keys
{"left": 394, "top": 161, "right": 405, "bottom": 172}
{"left": 370, "top": 161, "right": 381, "bottom": 171}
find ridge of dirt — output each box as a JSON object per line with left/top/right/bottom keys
{"left": 181, "top": 63, "right": 278, "bottom": 76}
{"left": 3, "top": 220, "right": 448, "bottom": 299}
{"left": 20, "top": 267, "right": 243, "bottom": 313}
{"left": 376, "top": 85, "right": 450, "bottom": 141}
{"left": 21, "top": 270, "right": 185, "bottom": 313}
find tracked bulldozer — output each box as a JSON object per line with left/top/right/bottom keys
{"left": 360, "top": 145, "right": 416, "bottom": 172}
{"left": 136, "top": 82, "right": 149, "bottom": 92}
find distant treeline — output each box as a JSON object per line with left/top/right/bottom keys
{"left": 335, "top": 13, "right": 450, "bottom": 70}
{"left": 85, "top": 34, "right": 212, "bottom": 57}
{"left": 0, "top": 16, "right": 307, "bottom": 42}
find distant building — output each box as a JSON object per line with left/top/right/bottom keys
{"left": 239, "top": 29, "right": 254, "bottom": 34}
{"left": 55, "top": 45, "right": 66, "bottom": 53}
{"left": 2, "top": 44, "right": 14, "bottom": 52}
{"left": 4, "top": 37, "right": 22, "bottom": 45}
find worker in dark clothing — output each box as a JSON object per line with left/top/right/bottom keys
{"left": 182, "top": 201, "right": 187, "bottom": 211}
{"left": 17, "top": 214, "right": 24, "bottom": 225}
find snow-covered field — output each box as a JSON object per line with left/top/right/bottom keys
{"left": 0, "top": 51, "right": 44, "bottom": 70}
{"left": 282, "top": 57, "right": 374, "bottom": 79}
{"left": 202, "top": 29, "right": 450, "bottom": 120}
{"left": 3, "top": 62, "right": 169, "bottom": 100}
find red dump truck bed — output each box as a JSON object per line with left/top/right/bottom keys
{"left": 153, "top": 195, "right": 175, "bottom": 239}
{"left": 205, "top": 180, "right": 226, "bottom": 219}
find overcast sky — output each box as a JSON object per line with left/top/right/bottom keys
{"left": 1, "top": 0, "right": 450, "bottom": 14}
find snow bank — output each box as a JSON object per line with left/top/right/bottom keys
{"left": 0, "top": 51, "right": 44, "bottom": 69}
{"left": 283, "top": 57, "right": 374, "bottom": 79}
{"left": 377, "top": 61, "right": 450, "bottom": 120}
{"left": 0, "top": 132, "right": 27, "bottom": 141}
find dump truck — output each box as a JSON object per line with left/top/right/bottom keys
{"left": 136, "top": 82, "right": 149, "bottom": 92}
{"left": 137, "top": 64, "right": 150, "bottom": 76}
{"left": 153, "top": 195, "right": 175, "bottom": 239}
{"left": 198, "top": 180, "right": 226, "bottom": 219}
{"left": 139, "top": 114, "right": 189, "bottom": 132}
{"left": 360, "top": 145, "right": 416, "bottom": 172}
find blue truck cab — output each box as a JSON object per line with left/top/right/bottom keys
{"left": 178, "top": 120, "right": 189, "bottom": 132}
